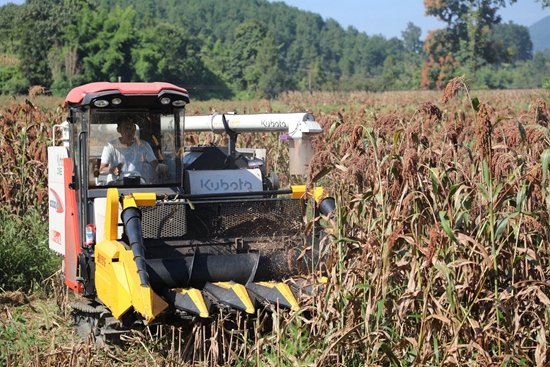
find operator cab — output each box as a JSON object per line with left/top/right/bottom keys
{"left": 87, "top": 111, "right": 182, "bottom": 188}
{"left": 63, "top": 82, "right": 189, "bottom": 191}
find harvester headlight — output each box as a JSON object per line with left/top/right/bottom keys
{"left": 94, "top": 99, "right": 109, "bottom": 108}
{"left": 172, "top": 100, "right": 186, "bottom": 107}
{"left": 111, "top": 97, "right": 122, "bottom": 105}
{"left": 160, "top": 97, "right": 171, "bottom": 105}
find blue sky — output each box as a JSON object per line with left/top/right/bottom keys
{"left": 268, "top": 0, "right": 550, "bottom": 38}
{"left": 1, "top": 0, "right": 548, "bottom": 39}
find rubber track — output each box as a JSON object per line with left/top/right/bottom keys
{"left": 70, "top": 301, "right": 107, "bottom": 314}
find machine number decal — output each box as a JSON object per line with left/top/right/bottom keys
{"left": 56, "top": 154, "right": 64, "bottom": 176}
{"left": 97, "top": 253, "right": 106, "bottom": 267}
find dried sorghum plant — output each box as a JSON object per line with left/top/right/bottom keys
{"left": 441, "top": 75, "right": 468, "bottom": 105}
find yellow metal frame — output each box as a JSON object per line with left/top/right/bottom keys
{"left": 95, "top": 188, "right": 167, "bottom": 323}
{"left": 95, "top": 187, "right": 315, "bottom": 321}
{"left": 290, "top": 185, "right": 324, "bottom": 202}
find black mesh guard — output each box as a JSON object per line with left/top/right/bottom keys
{"left": 141, "top": 202, "right": 187, "bottom": 238}
{"left": 139, "top": 197, "right": 304, "bottom": 239}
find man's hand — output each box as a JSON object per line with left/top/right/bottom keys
{"left": 109, "top": 163, "right": 123, "bottom": 176}
{"left": 156, "top": 163, "right": 169, "bottom": 180}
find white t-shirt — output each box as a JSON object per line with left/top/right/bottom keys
{"left": 101, "top": 138, "right": 157, "bottom": 182}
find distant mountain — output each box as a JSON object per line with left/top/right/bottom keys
{"left": 529, "top": 16, "right": 550, "bottom": 53}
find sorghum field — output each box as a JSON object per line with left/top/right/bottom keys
{"left": 1, "top": 80, "right": 550, "bottom": 366}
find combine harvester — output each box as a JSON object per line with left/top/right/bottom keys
{"left": 48, "top": 82, "right": 334, "bottom": 343}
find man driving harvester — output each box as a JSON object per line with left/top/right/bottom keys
{"left": 99, "top": 119, "right": 167, "bottom": 184}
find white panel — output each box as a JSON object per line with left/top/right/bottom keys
{"left": 47, "top": 147, "right": 68, "bottom": 255}
{"left": 183, "top": 113, "right": 322, "bottom": 135}
{"left": 185, "top": 169, "right": 263, "bottom": 195}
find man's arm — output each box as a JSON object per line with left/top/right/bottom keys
{"left": 142, "top": 141, "right": 159, "bottom": 171}
{"left": 100, "top": 143, "right": 120, "bottom": 174}
{"left": 100, "top": 162, "right": 121, "bottom": 175}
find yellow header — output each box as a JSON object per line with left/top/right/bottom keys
{"left": 104, "top": 188, "right": 119, "bottom": 240}
{"left": 290, "top": 185, "right": 324, "bottom": 203}
{"left": 122, "top": 192, "right": 157, "bottom": 209}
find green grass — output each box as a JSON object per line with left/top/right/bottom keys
{"left": 0, "top": 208, "right": 61, "bottom": 293}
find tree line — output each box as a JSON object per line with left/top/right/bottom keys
{"left": 0, "top": 0, "right": 549, "bottom": 100}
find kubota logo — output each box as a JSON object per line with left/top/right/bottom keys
{"left": 49, "top": 189, "right": 64, "bottom": 213}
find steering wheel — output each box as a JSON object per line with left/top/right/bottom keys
{"left": 101, "top": 170, "right": 146, "bottom": 186}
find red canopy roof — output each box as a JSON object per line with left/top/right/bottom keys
{"left": 65, "top": 82, "right": 189, "bottom": 106}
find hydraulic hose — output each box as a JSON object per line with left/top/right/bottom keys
{"left": 121, "top": 206, "right": 149, "bottom": 288}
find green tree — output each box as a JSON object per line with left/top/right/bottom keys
{"left": 398, "top": 51, "right": 425, "bottom": 89}
{"left": 133, "top": 23, "right": 196, "bottom": 83}
{"left": 224, "top": 19, "right": 285, "bottom": 97}
{"left": 401, "top": 22, "right": 423, "bottom": 54}
{"left": 318, "top": 19, "right": 346, "bottom": 76}
{"left": 0, "top": 3, "right": 22, "bottom": 54}
{"left": 337, "top": 26, "right": 359, "bottom": 77}
{"left": 91, "top": 0, "right": 413, "bottom": 93}
{"left": 225, "top": 20, "right": 267, "bottom": 91}
{"left": 284, "top": 12, "right": 323, "bottom": 79}
{"left": 531, "top": 51, "right": 550, "bottom": 87}
{"left": 0, "top": 3, "right": 25, "bottom": 94}
{"left": 422, "top": 0, "right": 518, "bottom": 88}
{"left": 133, "top": 23, "right": 230, "bottom": 100}
{"left": 489, "top": 21, "right": 533, "bottom": 63}
{"left": 95, "top": 6, "right": 136, "bottom": 81}
{"left": 17, "top": 0, "right": 75, "bottom": 89}
{"left": 381, "top": 54, "right": 400, "bottom": 90}
{"left": 72, "top": 6, "right": 138, "bottom": 83}
{"left": 0, "top": 0, "right": 92, "bottom": 95}
{"left": 200, "top": 37, "right": 231, "bottom": 84}
{"left": 245, "top": 31, "right": 293, "bottom": 99}
{"left": 47, "top": 0, "right": 93, "bottom": 95}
